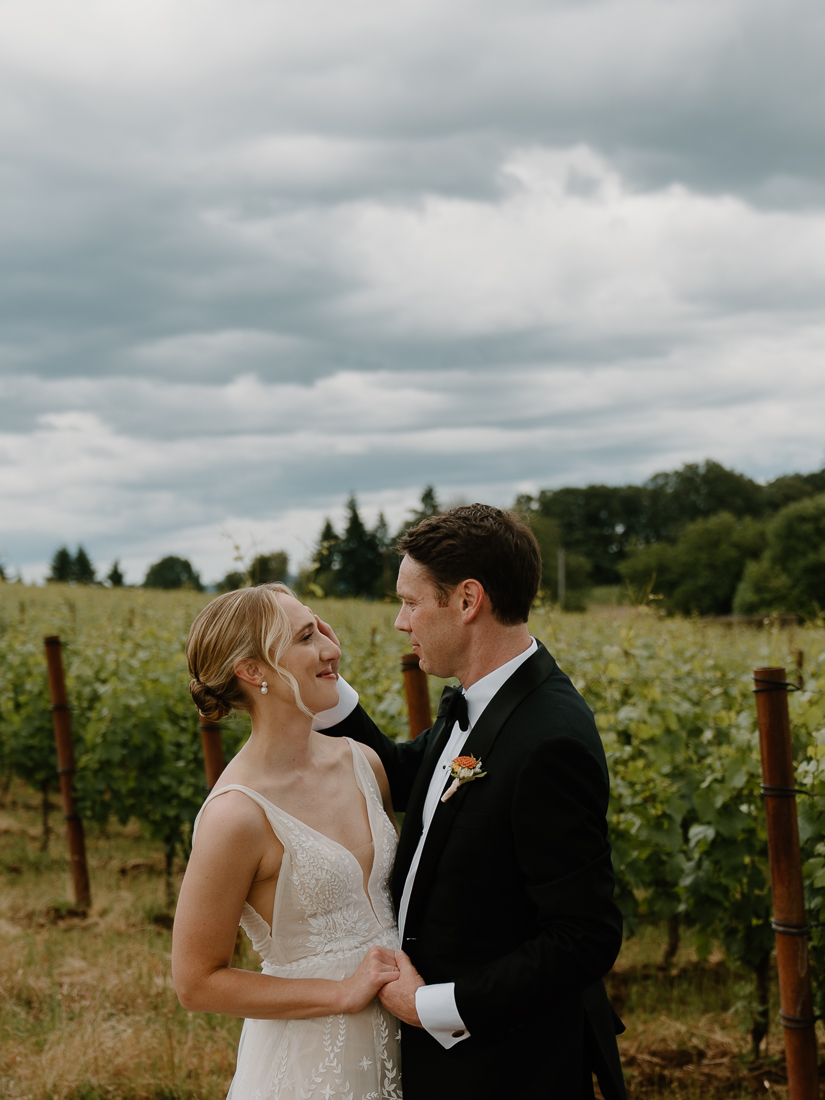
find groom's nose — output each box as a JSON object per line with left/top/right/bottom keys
{"left": 394, "top": 606, "right": 410, "bottom": 633}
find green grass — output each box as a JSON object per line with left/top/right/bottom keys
{"left": 588, "top": 584, "right": 633, "bottom": 608}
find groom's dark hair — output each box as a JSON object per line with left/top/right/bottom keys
{"left": 397, "top": 504, "right": 542, "bottom": 625}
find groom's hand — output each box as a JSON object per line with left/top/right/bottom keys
{"left": 378, "top": 950, "right": 425, "bottom": 1027}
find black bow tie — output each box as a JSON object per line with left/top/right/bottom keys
{"left": 437, "top": 685, "right": 469, "bottom": 734}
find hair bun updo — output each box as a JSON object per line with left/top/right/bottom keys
{"left": 184, "top": 583, "right": 307, "bottom": 723}
{"left": 189, "top": 678, "right": 233, "bottom": 723}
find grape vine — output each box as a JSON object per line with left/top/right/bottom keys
{"left": 1, "top": 585, "right": 824, "bottom": 1044}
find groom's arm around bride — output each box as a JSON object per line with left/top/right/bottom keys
{"left": 318, "top": 505, "right": 627, "bottom": 1100}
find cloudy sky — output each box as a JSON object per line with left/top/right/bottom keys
{"left": 2, "top": 0, "right": 825, "bottom": 584}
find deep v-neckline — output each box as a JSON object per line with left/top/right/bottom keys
{"left": 212, "top": 739, "right": 383, "bottom": 932}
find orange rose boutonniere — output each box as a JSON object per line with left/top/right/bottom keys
{"left": 441, "top": 755, "right": 487, "bottom": 803}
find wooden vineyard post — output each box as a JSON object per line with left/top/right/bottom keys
{"left": 753, "top": 666, "right": 819, "bottom": 1099}
{"left": 199, "top": 717, "right": 226, "bottom": 792}
{"left": 43, "top": 636, "right": 91, "bottom": 909}
{"left": 401, "top": 653, "right": 432, "bottom": 739}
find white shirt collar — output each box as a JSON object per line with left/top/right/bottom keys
{"left": 461, "top": 637, "right": 537, "bottom": 729}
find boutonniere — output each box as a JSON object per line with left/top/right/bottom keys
{"left": 441, "top": 755, "right": 487, "bottom": 802}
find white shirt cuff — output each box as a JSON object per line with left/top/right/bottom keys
{"left": 311, "top": 676, "right": 360, "bottom": 730}
{"left": 415, "top": 983, "right": 470, "bottom": 1049}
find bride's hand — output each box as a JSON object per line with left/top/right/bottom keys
{"left": 338, "top": 946, "right": 400, "bottom": 1013}
{"left": 315, "top": 616, "right": 341, "bottom": 676}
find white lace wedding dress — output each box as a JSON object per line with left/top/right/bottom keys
{"left": 193, "top": 739, "right": 402, "bottom": 1100}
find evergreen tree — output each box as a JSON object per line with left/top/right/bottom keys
{"left": 48, "top": 546, "right": 74, "bottom": 583}
{"left": 374, "top": 512, "right": 390, "bottom": 551}
{"left": 144, "top": 556, "right": 203, "bottom": 590}
{"left": 337, "top": 495, "right": 382, "bottom": 598}
{"left": 396, "top": 485, "right": 441, "bottom": 540}
{"left": 72, "top": 546, "right": 96, "bottom": 585}
{"left": 316, "top": 520, "right": 341, "bottom": 575}
{"left": 411, "top": 485, "right": 440, "bottom": 523}
{"left": 107, "top": 561, "right": 125, "bottom": 587}
{"left": 305, "top": 519, "right": 341, "bottom": 597}
{"left": 373, "top": 511, "right": 398, "bottom": 597}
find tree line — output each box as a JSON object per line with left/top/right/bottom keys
{"left": 40, "top": 547, "right": 204, "bottom": 590}
{"left": 305, "top": 462, "right": 825, "bottom": 617}
{"left": 29, "top": 548, "right": 289, "bottom": 593}
{"left": 16, "top": 459, "right": 825, "bottom": 616}
{"left": 514, "top": 459, "right": 825, "bottom": 617}
{"left": 517, "top": 460, "right": 824, "bottom": 573}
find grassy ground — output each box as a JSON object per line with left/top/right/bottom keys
{"left": 0, "top": 780, "right": 252, "bottom": 1100}
{"left": 605, "top": 938, "right": 817, "bottom": 1098}
{"left": 2, "top": 782, "right": 822, "bottom": 1099}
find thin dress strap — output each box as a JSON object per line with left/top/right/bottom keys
{"left": 192, "top": 783, "right": 290, "bottom": 845}
{"left": 345, "top": 738, "right": 385, "bottom": 812}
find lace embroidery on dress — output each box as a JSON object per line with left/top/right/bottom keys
{"left": 191, "top": 738, "right": 402, "bottom": 1100}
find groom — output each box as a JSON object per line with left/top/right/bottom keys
{"left": 317, "top": 504, "right": 626, "bottom": 1099}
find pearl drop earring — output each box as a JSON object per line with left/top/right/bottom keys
{"left": 260, "top": 681, "right": 268, "bottom": 695}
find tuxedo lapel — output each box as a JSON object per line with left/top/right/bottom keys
{"left": 457, "top": 642, "right": 555, "bottom": 766}
{"left": 400, "top": 642, "right": 556, "bottom": 929}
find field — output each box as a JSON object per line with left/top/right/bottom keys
{"left": 2, "top": 584, "right": 825, "bottom": 1098}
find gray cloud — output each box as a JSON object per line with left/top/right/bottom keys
{"left": 1, "top": 0, "right": 825, "bottom": 581}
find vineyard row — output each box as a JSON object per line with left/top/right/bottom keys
{"left": 2, "top": 586, "right": 825, "bottom": 1051}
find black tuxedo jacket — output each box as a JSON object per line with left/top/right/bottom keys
{"left": 327, "top": 642, "right": 626, "bottom": 1100}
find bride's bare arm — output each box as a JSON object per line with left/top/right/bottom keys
{"left": 172, "top": 792, "right": 399, "bottom": 1018}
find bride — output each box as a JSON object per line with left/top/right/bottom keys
{"left": 172, "top": 583, "right": 403, "bottom": 1100}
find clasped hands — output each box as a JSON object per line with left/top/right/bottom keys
{"left": 379, "top": 950, "right": 425, "bottom": 1027}
{"left": 342, "top": 942, "right": 424, "bottom": 1024}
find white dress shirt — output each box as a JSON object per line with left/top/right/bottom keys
{"left": 313, "top": 638, "right": 538, "bottom": 1050}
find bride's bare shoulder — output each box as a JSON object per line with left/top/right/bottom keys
{"left": 195, "top": 788, "right": 269, "bottom": 847}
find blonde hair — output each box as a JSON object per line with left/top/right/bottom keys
{"left": 185, "top": 583, "right": 312, "bottom": 721}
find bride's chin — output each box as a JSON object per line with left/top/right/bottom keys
{"left": 309, "top": 680, "right": 339, "bottom": 710}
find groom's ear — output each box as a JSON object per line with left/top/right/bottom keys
{"left": 458, "top": 579, "right": 485, "bottom": 623}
